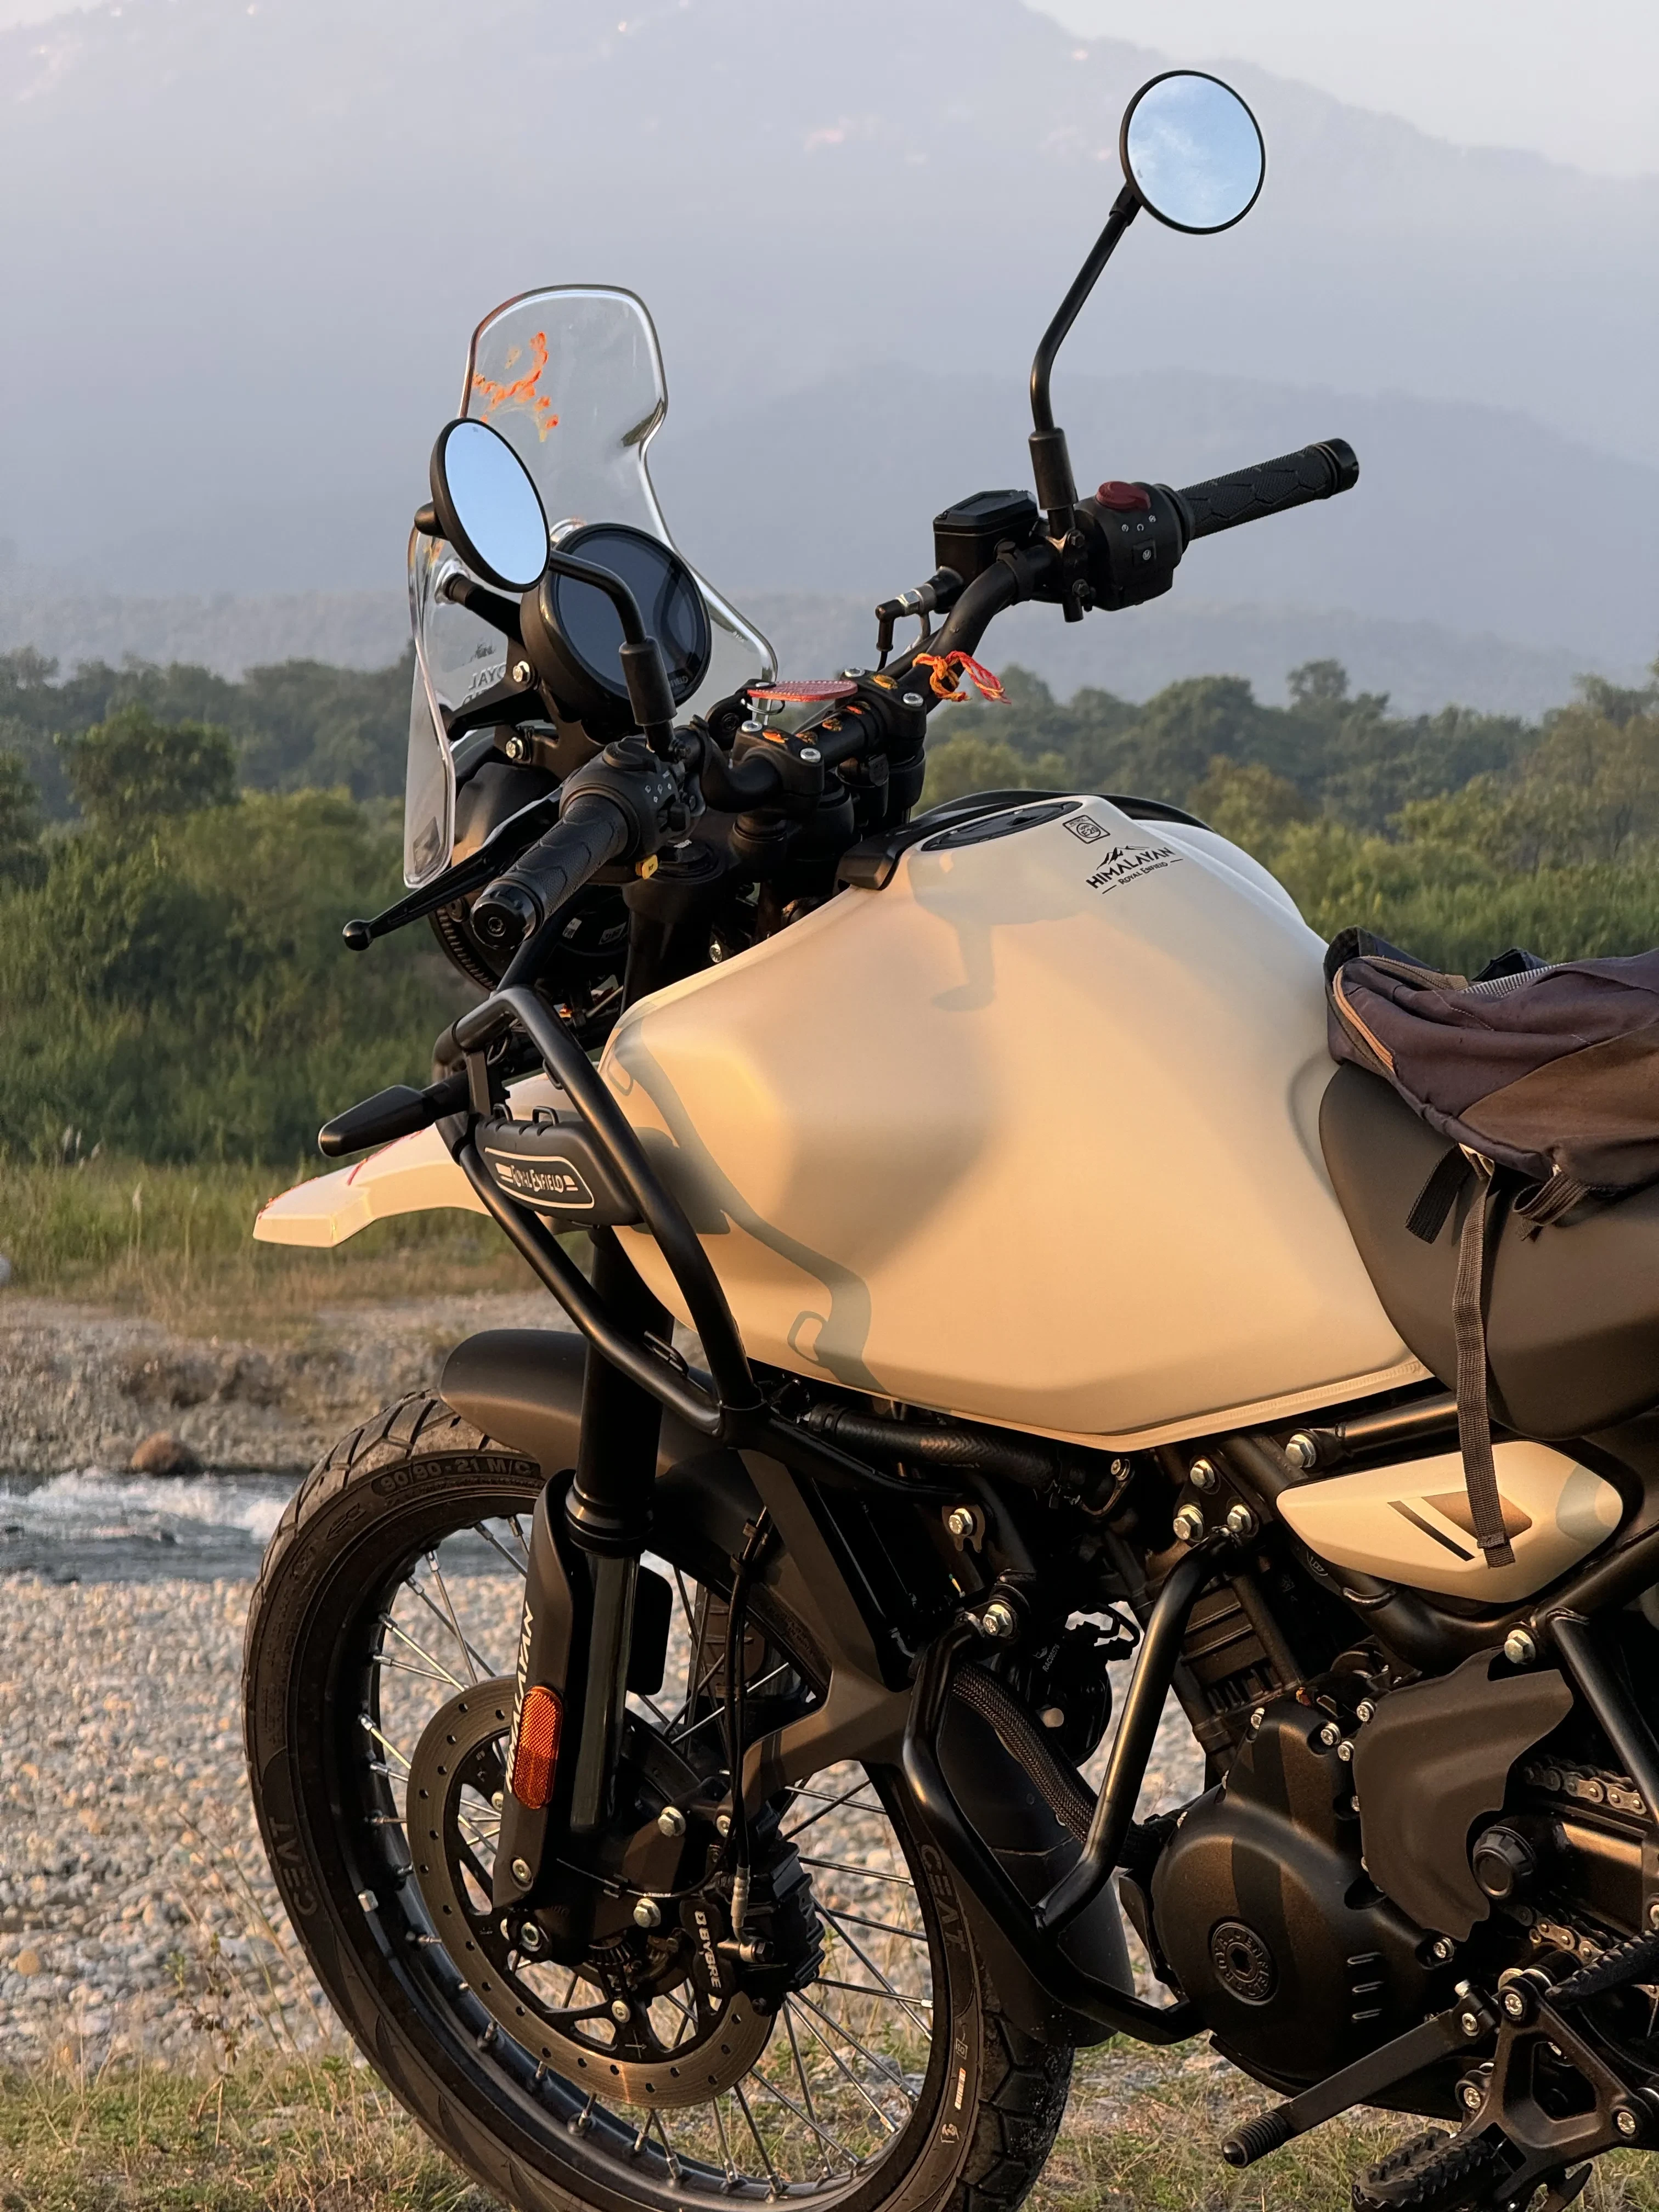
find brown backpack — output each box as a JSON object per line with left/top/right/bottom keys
{"left": 1325, "top": 928, "right": 1659, "bottom": 1565}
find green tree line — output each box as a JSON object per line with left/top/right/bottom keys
{"left": 2, "top": 642, "right": 1658, "bottom": 1164}
{"left": 923, "top": 654, "right": 1659, "bottom": 976}
{"left": 0, "top": 651, "right": 455, "bottom": 1164}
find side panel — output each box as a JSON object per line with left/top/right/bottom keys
{"left": 603, "top": 799, "right": 1409, "bottom": 1438}
{"left": 1278, "top": 1441, "right": 1624, "bottom": 1603}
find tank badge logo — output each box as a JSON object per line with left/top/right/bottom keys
{"left": 1064, "top": 814, "right": 1109, "bottom": 844}
{"left": 1083, "top": 840, "right": 1183, "bottom": 896}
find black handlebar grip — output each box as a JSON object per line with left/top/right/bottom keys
{"left": 1175, "top": 438, "right": 1358, "bottom": 541}
{"left": 470, "top": 798, "right": 630, "bottom": 950}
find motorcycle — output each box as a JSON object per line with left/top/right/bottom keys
{"left": 245, "top": 67, "right": 1659, "bottom": 2212}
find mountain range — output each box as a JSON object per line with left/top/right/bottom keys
{"left": 0, "top": 0, "right": 1654, "bottom": 690}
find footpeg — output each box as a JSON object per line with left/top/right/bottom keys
{"left": 1352, "top": 2128, "right": 1502, "bottom": 2212}
{"left": 1220, "top": 1992, "right": 1497, "bottom": 2168}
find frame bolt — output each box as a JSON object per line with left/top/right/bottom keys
{"left": 1318, "top": 1722, "right": 1341, "bottom": 1748}
{"left": 798, "top": 746, "right": 822, "bottom": 765}
{"left": 946, "top": 1506, "right": 977, "bottom": 1539}
{"left": 1284, "top": 1431, "right": 1319, "bottom": 1471}
{"left": 1172, "top": 1503, "right": 1205, "bottom": 1545}
{"left": 978, "top": 1598, "right": 1018, "bottom": 1641}
{"left": 1504, "top": 1629, "right": 1538, "bottom": 1668}
{"left": 1430, "top": 1937, "right": 1455, "bottom": 1964}
{"left": 902, "top": 691, "right": 925, "bottom": 709}
{"left": 1248, "top": 1706, "right": 1266, "bottom": 1734}
{"left": 657, "top": 1807, "right": 687, "bottom": 1838}
{"left": 716, "top": 1812, "right": 733, "bottom": 1837}
{"left": 510, "top": 1857, "right": 533, "bottom": 1886}
{"left": 610, "top": 1999, "right": 633, "bottom": 2024}
{"left": 1224, "top": 1503, "right": 1257, "bottom": 1539}
{"left": 1460, "top": 2010, "right": 1482, "bottom": 2038}
{"left": 633, "top": 1898, "right": 663, "bottom": 1929}
{"left": 1647, "top": 1900, "right": 1659, "bottom": 1932}
{"left": 1502, "top": 1987, "right": 1527, "bottom": 2019}
{"left": 1617, "top": 2105, "right": 1642, "bottom": 2139}
{"left": 1336, "top": 1738, "right": 1355, "bottom": 1763}
{"left": 520, "top": 1920, "right": 544, "bottom": 1951}
{"left": 1188, "top": 1458, "right": 1218, "bottom": 1492}
{"left": 511, "top": 659, "right": 532, "bottom": 684}
{"left": 1460, "top": 2081, "right": 1483, "bottom": 2111}
{"left": 1356, "top": 1700, "right": 1376, "bottom": 1725}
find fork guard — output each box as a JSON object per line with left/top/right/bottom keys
{"left": 440, "top": 1325, "right": 1141, "bottom": 2045}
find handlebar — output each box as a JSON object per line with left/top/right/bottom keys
{"left": 470, "top": 795, "right": 631, "bottom": 951}
{"left": 1173, "top": 438, "right": 1358, "bottom": 540}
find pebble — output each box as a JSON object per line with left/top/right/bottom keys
{"left": 0, "top": 1567, "right": 1207, "bottom": 2069}
{"left": 129, "top": 1430, "right": 201, "bottom": 1475}
{"left": 0, "top": 1573, "right": 341, "bottom": 2067}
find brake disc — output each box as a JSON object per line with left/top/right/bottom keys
{"left": 404, "top": 1680, "right": 774, "bottom": 2106}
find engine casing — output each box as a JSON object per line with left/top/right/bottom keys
{"left": 601, "top": 795, "right": 1414, "bottom": 1445}
{"left": 1149, "top": 1701, "right": 1433, "bottom": 2087}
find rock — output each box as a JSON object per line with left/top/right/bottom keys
{"left": 0, "top": 1253, "right": 11, "bottom": 1288}
{"left": 128, "top": 1432, "right": 201, "bottom": 1476}
{"left": 14, "top": 1949, "right": 42, "bottom": 1977}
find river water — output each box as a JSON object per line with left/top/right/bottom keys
{"left": 0, "top": 1466, "right": 299, "bottom": 1582}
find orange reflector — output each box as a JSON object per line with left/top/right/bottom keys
{"left": 510, "top": 1684, "right": 563, "bottom": 1809}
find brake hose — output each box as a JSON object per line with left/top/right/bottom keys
{"left": 724, "top": 1510, "right": 774, "bottom": 1943}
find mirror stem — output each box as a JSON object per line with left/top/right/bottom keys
{"left": 1030, "top": 184, "right": 1141, "bottom": 436}
{"left": 543, "top": 548, "right": 676, "bottom": 753}
{"left": 1029, "top": 184, "right": 1141, "bottom": 534}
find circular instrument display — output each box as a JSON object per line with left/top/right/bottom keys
{"left": 538, "top": 522, "right": 712, "bottom": 710}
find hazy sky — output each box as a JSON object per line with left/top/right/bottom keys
{"left": 1, "top": 1, "right": 1652, "bottom": 177}
{"left": 1034, "top": 0, "right": 1659, "bottom": 177}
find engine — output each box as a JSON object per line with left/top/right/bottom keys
{"left": 1135, "top": 1657, "right": 1659, "bottom": 2101}
{"left": 1141, "top": 1698, "right": 1436, "bottom": 2089}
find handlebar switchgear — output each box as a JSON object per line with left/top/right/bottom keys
{"left": 470, "top": 737, "right": 689, "bottom": 949}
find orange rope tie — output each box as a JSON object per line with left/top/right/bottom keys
{"left": 913, "top": 650, "right": 1006, "bottom": 703}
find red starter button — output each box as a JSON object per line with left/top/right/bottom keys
{"left": 1096, "top": 480, "right": 1152, "bottom": 512}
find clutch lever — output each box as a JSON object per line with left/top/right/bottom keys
{"left": 341, "top": 791, "right": 561, "bottom": 950}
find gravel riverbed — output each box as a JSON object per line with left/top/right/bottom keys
{"left": 0, "top": 1570, "right": 1205, "bottom": 2069}
{"left": 0, "top": 1291, "right": 563, "bottom": 1475}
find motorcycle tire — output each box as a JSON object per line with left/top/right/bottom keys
{"left": 242, "top": 1393, "right": 1074, "bottom": 2212}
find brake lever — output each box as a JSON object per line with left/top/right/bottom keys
{"left": 341, "top": 791, "right": 561, "bottom": 950}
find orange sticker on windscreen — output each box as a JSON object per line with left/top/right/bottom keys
{"left": 472, "top": 330, "right": 561, "bottom": 440}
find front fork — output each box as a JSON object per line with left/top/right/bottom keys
{"left": 493, "top": 1231, "right": 667, "bottom": 1909}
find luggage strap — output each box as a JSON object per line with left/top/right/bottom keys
{"left": 1408, "top": 1150, "right": 1515, "bottom": 1567}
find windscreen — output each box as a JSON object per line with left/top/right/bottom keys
{"left": 404, "top": 286, "right": 775, "bottom": 887}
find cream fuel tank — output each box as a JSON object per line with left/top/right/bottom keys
{"left": 602, "top": 794, "right": 1423, "bottom": 1448}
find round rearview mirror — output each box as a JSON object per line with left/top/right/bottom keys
{"left": 429, "top": 417, "right": 550, "bottom": 593}
{"left": 1120, "top": 71, "right": 1265, "bottom": 235}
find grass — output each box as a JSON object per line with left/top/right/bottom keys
{"left": 0, "top": 2051, "right": 495, "bottom": 2210}
{"left": 10, "top": 2044, "right": 1659, "bottom": 2212}
{"left": 0, "top": 1156, "right": 534, "bottom": 1334}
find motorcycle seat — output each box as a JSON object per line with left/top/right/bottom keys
{"left": 1319, "top": 1063, "right": 1659, "bottom": 1441}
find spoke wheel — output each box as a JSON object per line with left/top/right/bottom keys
{"left": 405, "top": 1681, "right": 777, "bottom": 2104}
{"left": 244, "top": 1395, "right": 1074, "bottom": 2212}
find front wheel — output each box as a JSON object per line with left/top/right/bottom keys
{"left": 242, "top": 1395, "right": 1073, "bottom": 2212}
